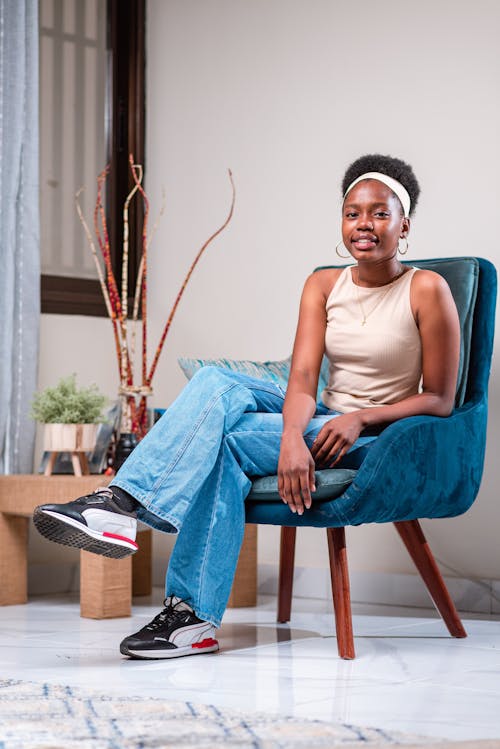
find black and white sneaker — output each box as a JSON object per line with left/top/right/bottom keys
{"left": 33, "top": 487, "right": 138, "bottom": 559}
{"left": 120, "top": 596, "right": 219, "bottom": 659}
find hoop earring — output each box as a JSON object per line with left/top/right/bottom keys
{"left": 336, "top": 241, "right": 351, "bottom": 259}
{"left": 398, "top": 237, "right": 409, "bottom": 255}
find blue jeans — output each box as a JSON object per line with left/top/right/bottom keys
{"left": 112, "top": 367, "right": 376, "bottom": 626}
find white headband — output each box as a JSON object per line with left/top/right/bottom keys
{"left": 344, "top": 171, "right": 411, "bottom": 218}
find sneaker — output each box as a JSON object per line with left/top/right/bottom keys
{"left": 33, "top": 487, "right": 138, "bottom": 559}
{"left": 120, "top": 596, "right": 219, "bottom": 659}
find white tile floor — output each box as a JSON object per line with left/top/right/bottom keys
{"left": 1, "top": 590, "right": 500, "bottom": 743}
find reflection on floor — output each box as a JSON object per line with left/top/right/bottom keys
{"left": 1, "top": 590, "right": 500, "bottom": 741}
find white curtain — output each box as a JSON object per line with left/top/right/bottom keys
{"left": 0, "top": 0, "right": 40, "bottom": 473}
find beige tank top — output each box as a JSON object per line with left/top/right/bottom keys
{"left": 321, "top": 266, "right": 422, "bottom": 413}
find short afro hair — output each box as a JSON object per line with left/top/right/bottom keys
{"left": 341, "top": 154, "right": 420, "bottom": 216}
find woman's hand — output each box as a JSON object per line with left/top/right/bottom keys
{"left": 311, "top": 412, "right": 364, "bottom": 467}
{"left": 278, "top": 431, "right": 316, "bottom": 515}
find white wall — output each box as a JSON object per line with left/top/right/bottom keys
{"left": 37, "top": 0, "right": 500, "bottom": 592}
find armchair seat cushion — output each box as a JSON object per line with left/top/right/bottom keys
{"left": 248, "top": 468, "right": 357, "bottom": 502}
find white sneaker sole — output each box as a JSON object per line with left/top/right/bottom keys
{"left": 33, "top": 508, "right": 138, "bottom": 559}
{"left": 121, "top": 638, "right": 219, "bottom": 659}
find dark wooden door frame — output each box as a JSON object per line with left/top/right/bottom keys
{"left": 41, "top": 0, "right": 146, "bottom": 317}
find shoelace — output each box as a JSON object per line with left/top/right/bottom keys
{"left": 92, "top": 487, "right": 114, "bottom": 498}
{"left": 72, "top": 488, "right": 112, "bottom": 506}
{"left": 146, "top": 598, "right": 192, "bottom": 631}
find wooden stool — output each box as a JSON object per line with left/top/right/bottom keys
{"left": 44, "top": 451, "right": 90, "bottom": 477}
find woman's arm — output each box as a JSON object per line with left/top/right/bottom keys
{"left": 278, "top": 270, "right": 340, "bottom": 514}
{"left": 311, "top": 270, "right": 461, "bottom": 467}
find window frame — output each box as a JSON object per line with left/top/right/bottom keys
{"left": 40, "top": 0, "right": 146, "bottom": 317}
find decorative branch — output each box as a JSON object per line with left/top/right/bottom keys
{"left": 146, "top": 168, "right": 236, "bottom": 386}
{"left": 129, "top": 155, "right": 150, "bottom": 389}
{"left": 76, "top": 188, "right": 113, "bottom": 320}
{"left": 120, "top": 165, "right": 144, "bottom": 405}
{"left": 76, "top": 187, "right": 123, "bottom": 376}
{"left": 130, "top": 187, "right": 166, "bottom": 366}
{"left": 94, "top": 168, "right": 122, "bottom": 320}
{"left": 122, "top": 166, "right": 143, "bottom": 323}
{"left": 77, "top": 160, "right": 236, "bottom": 443}
{"left": 94, "top": 167, "right": 136, "bottom": 432}
{"left": 132, "top": 187, "right": 166, "bottom": 322}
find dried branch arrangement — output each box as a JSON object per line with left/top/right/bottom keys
{"left": 76, "top": 155, "right": 236, "bottom": 438}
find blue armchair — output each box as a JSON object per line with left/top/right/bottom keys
{"left": 245, "top": 257, "right": 497, "bottom": 659}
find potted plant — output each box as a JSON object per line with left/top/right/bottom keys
{"left": 31, "top": 375, "right": 107, "bottom": 475}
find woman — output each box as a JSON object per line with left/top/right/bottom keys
{"left": 34, "top": 154, "right": 460, "bottom": 660}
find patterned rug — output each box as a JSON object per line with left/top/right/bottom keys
{"left": 0, "top": 678, "right": 495, "bottom": 749}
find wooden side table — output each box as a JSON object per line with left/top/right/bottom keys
{"left": 0, "top": 475, "right": 257, "bottom": 618}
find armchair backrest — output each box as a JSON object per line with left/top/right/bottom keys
{"left": 456, "top": 257, "right": 496, "bottom": 405}
{"left": 314, "top": 257, "right": 497, "bottom": 408}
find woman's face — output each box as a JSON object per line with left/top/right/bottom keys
{"left": 341, "top": 179, "right": 410, "bottom": 263}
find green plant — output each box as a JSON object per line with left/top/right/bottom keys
{"left": 31, "top": 375, "right": 107, "bottom": 424}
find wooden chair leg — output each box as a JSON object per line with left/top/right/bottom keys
{"left": 277, "top": 526, "right": 296, "bottom": 622}
{"left": 327, "top": 527, "right": 355, "bottom": 659}
{"left": 394, "top": 519, "right": 466, "bottom": 638}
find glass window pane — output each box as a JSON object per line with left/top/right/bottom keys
{"left": 39, "top": 0, "right": 106, "bottom": 279}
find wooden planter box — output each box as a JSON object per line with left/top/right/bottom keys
{"left": 43, "top": 424, "right": 98, "bottom": 476}
{"left": 43, "top": 423, "right": 98, "bottom": 452}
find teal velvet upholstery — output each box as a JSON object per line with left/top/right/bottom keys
{"left": 245, "top": 257, "right": 496, "bottom": 528}
{"left": 410, "top": 258, "right": 478, "bottom": 407}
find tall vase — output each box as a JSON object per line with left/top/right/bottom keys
{"left": 112, "top": 387, "right": 152, "bottom": 472}
{"left": 112, "top": 431, "right": 139, "bottom": 473}
{"left": 118, "top": 387, "right": 152, "bottom": 439}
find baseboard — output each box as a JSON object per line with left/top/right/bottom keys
{"left": 258, "top": 563, "right": 500, "bottom": 614}
{"left": 27, "top": 560, "right": 500, "bottom": 616}
{"left": 28, "top": 562, "right": 80, "bottom": 596}
{"left": 28, "top": 555, "right": 165, "bottom": 597}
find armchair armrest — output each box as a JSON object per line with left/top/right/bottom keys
{"left": 245, "top": 398, "right": 487, "bottom": 528}
{"left": 335, "top": 397, "right": 488, "bottom": 526}
{"left": 245, "top": 398, "right": 488, "bottom": 529}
